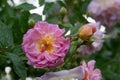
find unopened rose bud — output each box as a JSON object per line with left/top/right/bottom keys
{"left": 28, "top": 18, "right": 35, "bottom": 27}
{"left": 79, "top": 25, "right": 96, "bottom": 40}
{"left": 60, "top": 7, "right": 67, "bottom": 16}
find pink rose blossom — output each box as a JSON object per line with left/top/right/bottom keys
{"left": 88, "top": 0, "right": 120, "bottom": 28}
{"left": 81, "top": 60, "right": 102, "bottom": 80}
{"left": 22, "top": 21, "right": 70, "bottom": 68}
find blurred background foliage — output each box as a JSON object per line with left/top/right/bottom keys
{"left": 0, "top": 0, "right": 120, "bottom": 80}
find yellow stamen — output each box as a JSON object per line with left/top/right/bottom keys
{"left": 36, "top": 35, "right": 55, "bottom": 53}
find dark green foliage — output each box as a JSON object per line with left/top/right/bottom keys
{"left": 39, "top": 0, "right": 45, "bottom": 6}
{"left": 16, "top": 3, "right": 36, "bottom": 11}
{"left": 7, "top": 53, "right": 27, "bottom": 79}
{"left": 0, "top": 0, "right": 40, "bottom": 79}
{"left": 29, "top": 13, "right": 42, "bottom": 22}
{"left": 0, "top": 21, "right": 13, "bottom": 49}
{"left": 43, "top": 2, "right": 54, "bottom": 15}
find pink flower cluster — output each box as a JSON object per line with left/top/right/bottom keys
{"left": 88, "top": 0, "right": 120, "bottom": 27}
{"left": 22, "top": 21, "right": 102, "bottom": 80}
{"left": 22, "top": 22, "right": 70, "bottom": 68}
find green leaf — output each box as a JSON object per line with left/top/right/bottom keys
{"left": 16, "top": 3, "right": 36, "bottom": 11}
{"left": 62, "top": 23, "right": 73, "bottom": 35}
{"left": 69, "top": 45, "right": 77, "bottom": 54}
{"left": 0, "top": 54, "right": 8, "bottom": 68}
{"left": 7, "top": 53, "right": 27, "bottom": 79}
{"left": 43, "top": 2, "right": 54, "bottom": 14}
{"left": 69, "top": 41, "right": 77, "bottom": 54}
{"left": 70, "top": 23, "right": 83, "bottom": 35}
{"left": 0, "top": 71, "right": 1, "bottom": 79}
{"left": 62, "top": 23, "right": 73, "bottom": 28}
{"left": 57, "top": 1, "right": 66, "bottom": 7}
{"left": 0, "top": 21, "right": 13, "bottom": 48}
{"left": 39, "top": 0, "right": 45, "bottom": 6}
{"left": 29, "top": 13, "right": 42, "bottom": 22}
{"left": 12, "top": 11, "right": 30, "bottom": 44}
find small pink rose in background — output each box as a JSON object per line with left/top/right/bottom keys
{"left": 81, "top": 60, "right": 102, "bottom": 80}
{"left": 22, "top": 21, "right": 70, "bottom": 68}
{"left": 88, "top": 0, "right": 120, "bottom": 28}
